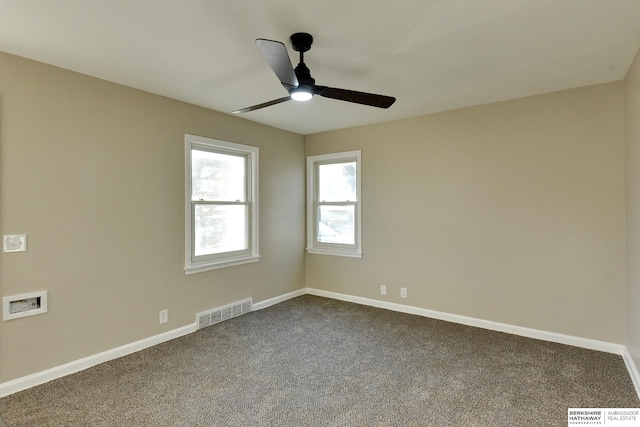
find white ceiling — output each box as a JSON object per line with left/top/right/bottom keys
{"left": 1, "top": 1, "right": 640, "bottom": 135}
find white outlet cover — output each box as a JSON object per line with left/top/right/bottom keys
{"left": 159, "top": 309, "right": 168, "bottom": 324}
{"left": 3, "top": 234, "right": 27, "bottom": 253}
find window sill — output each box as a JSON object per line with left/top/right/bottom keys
{"left": 306, "top": 248, "right": 363, "bottom": 258}
{"left": 185, "top": 255, "right": 260, "bottom": 275}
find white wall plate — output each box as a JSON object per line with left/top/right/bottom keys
{"left": 3, "top": 234, "right": 27, "bottom": 253}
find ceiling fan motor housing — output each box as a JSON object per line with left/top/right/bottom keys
{"left": 294, "top": 62, "right": 315, "bottom": 86}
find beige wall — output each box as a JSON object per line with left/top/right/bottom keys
{"left": 306, "top": 82, "right": 626, "bottom": 343}
{"left": 0, "top": 51, "right": 306, "bottom": 383}
{"left": 626, "top": 49, "right": 640, "bottom": 369}
{"left": 0, "top": 46, "right": 634, "bottom": 385}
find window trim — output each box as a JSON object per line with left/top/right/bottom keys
{"left": 306, "top": 150, "right": 362, "bottom": 258}
{"left": 185, "top": 134, "right": 259, "bottom": 274}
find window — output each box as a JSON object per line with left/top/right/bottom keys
{"left": 307, "top": 150, "right": 362, "bottom": 258}
{"left": 185, "top": 134, "right": 259, "bottom": 274}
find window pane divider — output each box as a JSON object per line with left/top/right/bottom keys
{"left": 191, "top": 201, "right": 249, "bottom": 205}
{"left": 316, "top": 201, "right": 356, "bottom": 205}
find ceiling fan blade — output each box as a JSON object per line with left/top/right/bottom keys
{"left": 317, "top": 87, "right": 396, "bottom": 109}
{"left": 256, "top": 39, "right": 299, "bottom": 88}
{"left": 232, "top": 96, "right": 291, "bottom": 114}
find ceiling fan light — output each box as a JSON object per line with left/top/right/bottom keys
{"left": 291, "top": 90, "right": 313, "bottom": 101}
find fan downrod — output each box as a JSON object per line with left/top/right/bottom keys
{"left": 290, "top": 32, "right": 313, "bottom": 53}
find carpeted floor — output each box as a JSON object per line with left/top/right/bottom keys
{"left": 0, "top": 295, "right": 638, "bottom": 426}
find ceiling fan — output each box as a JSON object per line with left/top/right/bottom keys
{"left": 232, "top": 32, "right": 396, "bottom": 114}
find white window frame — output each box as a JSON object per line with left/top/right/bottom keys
{"left": 185, "top": 134, "right": 259, "bottom": 274}
{"left": 306, "top": 150, "right": 362, "bottom": 258}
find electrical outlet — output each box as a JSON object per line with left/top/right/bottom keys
{"left": 380, "top": 285, "right": 387, "bottom": 296}
{"left": 159, "top": 309, "right": 168, "bottom": 324}
{"left": 400, "top": 287, "right": 407, "bottom": 298}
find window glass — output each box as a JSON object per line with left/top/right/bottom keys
{"left": 191, "top": 150, "right": 246, "bottom": 202}
{"left": 318, "top": 205, "right": 355, "bottom": 244}
{"left": 194, "top": 204, "right": 247, "bottom": 256}
{"left": 318, "top": 162, "right": 356, "bottom": 201}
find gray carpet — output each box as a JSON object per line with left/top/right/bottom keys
{"left": 0, "top": 295, "right": 638, "bottom": 426}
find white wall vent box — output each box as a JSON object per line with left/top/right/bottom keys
{"left": 3, "top": 291, "right": 48, "bottom": 321}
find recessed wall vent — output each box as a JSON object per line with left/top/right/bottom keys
{"left": 196, "top": 298, "right": 252, "bottom": 330}
{"left": 3, "top": 291, "right": 48, "bottom": 321}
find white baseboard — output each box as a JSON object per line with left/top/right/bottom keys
{"left": 311, "top": 286, "right": 638, "bottom": 400}
{"left": 1, "top": 287, "right": 634, "bottom": 399}
{"left": 0, "top": 323, "right": 197, "bottom": 398}
{"left": 0, "top": 289, "right": 305, "bottom": 398}
{"left": 251, "top": 288, "right": 306, "bottom": 311}
{"left": 623, "top": 347, "right": 640, "bottom": 398}
{"left": 306, "top": 288, "right": 625, "bottom": 355}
